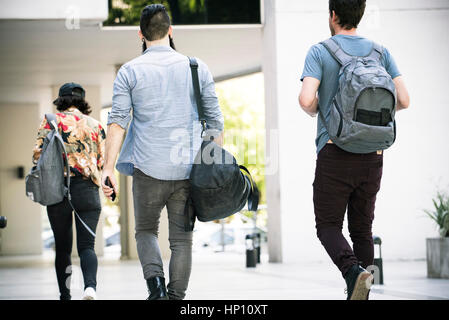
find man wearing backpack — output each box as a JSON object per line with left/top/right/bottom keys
{"left": 101, "top": 4, "right": 223, "bottom": 300}
{"left": 299, "top": 0, "right": 409, "bottom": 300}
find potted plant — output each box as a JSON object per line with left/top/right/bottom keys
{"left": 424, "top": 192, "right": 449, "bottom": 279}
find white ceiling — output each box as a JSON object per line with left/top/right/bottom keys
{"left": 0, "top": 19, "right": 263, "bottom": 89}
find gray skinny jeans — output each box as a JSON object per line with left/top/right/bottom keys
{"left": 132, "top": 168, "right": 193, "bottom": 300}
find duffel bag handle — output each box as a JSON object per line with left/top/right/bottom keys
{"left": 239, "top": 165, "right": 259, "bottom": 212}
{"left": 189, "top": 57, "right": 207, "bottom": 136}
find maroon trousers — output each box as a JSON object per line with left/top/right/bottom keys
{"left": 313, "top": 144, "right": 383, "bottom": 277}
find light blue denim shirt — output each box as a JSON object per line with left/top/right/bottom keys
{"left": 108, "top": 45, "right": 224, "bottom": 180}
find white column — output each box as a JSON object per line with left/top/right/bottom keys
{"left": 83, "top": 85, "right": 105, "bottom": 257}
{"left": 263, "top": 0, "right": 332, "bottom": 264}
{"left": 159, "top": 209, "right": 170, "bottom": 260}
{"left": 262, "top": 0, "right": 283, "bottom": 263}
{"left": 124, "top": 176, "right": 137, "bottom": 259}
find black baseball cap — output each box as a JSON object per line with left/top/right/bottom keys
{"left": 58, "top": 82, "right": 85, "bottom": 98}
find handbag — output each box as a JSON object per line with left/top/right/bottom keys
{"left": 184, "top": 57, "right": 259, "bottom": 231}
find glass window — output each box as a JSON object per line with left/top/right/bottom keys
{"left": 104, "top": 0, "right": 261, "bottom": 26}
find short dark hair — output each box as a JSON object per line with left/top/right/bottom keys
{"left": 140, "top": 4, "right": 171, "bottom": 41}
{"left": 53, "top": 88, "right": 92, "bottom": 115}
{"left": 329, "top": 0, "right": 366, "bottom": 30}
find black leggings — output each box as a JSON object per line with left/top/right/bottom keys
{"left": 47, "top": 177, "right": 101, "bottom": 300}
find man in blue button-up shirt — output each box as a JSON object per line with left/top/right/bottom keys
{"left": 101, "top": 4, "right": 223, "bottom": 300}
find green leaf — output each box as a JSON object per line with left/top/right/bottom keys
{"left": 425, "top": 191, "right": 449, "bottom": 236}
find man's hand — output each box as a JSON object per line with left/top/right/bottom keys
{"left": 101, "top": 170, "right": 118, "bottom": 201}
{"left": 101, "top": 123, "right": 126, "bottom": 200}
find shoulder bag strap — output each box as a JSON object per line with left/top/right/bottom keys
{"left": 188, "top": 57, "right": 207, "bottom": 134}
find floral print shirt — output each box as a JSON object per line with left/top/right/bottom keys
{"left": 32, "top": 107, "right": 106, "bottom": 187}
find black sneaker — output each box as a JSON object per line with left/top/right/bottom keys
{"left": 344, "top": 264, "right": 373, "bottom": 300}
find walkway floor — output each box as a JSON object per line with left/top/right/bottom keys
{"left": 0, "top": 251, "right": 448, "bottom": 300}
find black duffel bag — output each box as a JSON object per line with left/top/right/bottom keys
{"left": 184, "top": 57, "right": 259, "bottom": 231}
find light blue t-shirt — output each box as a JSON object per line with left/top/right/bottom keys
{"left": 300, "top": 34, "right": 401, "bottom": 154}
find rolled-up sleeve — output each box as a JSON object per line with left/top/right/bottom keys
{"left": 108, "top": 65, "right": 134, "bottom": 129}
{"left": 198, "top": 60, "right": 224, "bottom": 132}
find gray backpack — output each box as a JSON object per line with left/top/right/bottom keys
{"left": 26, "top": 113, "right": 96, "bottom": 237}
{"left": 319, "top": 38, "right": 397, "bottom": 153}
{"left": 26, "top": 114, "right": 68, "bottom": 206}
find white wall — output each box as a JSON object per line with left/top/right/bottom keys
{"left": 0, "top": 103, "right": 42, "bottom": 255}
{"left": 0, "top": 0, "right": 108, "bottom": 20}
{"left": 263, "top": 0, "right": 449, "bottom": 263}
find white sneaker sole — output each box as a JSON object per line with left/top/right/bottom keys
{"left": 350, "top": 271, "right": 373, "bottom": 300}
{"left": 82, "top": 288, "right": 96, "bottom": 300}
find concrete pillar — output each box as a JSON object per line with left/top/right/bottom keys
{"left": 124, "top": 176, "right": 137, "bottom": 259}
{"left": 119, "top": 174, "right": 130, "bottom": 259}
{"left": 83, "top": 85, "right": 105, "bottom": 257}
{"left": 262, "top": 0, "right": 283, "bottom": 263}
{"left": 0, "top": 103, "right": 42, "bottom": 255}
{"left": 159, "top": 209, "right": 170, "bottom": 260}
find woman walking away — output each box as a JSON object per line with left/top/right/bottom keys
{"left": 32, "top": 83, "right": 106, "bottom": 300}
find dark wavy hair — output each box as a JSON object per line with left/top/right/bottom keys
{"left": 329, "top": 0, "right": 366, "bottom": 30}
{"left": 53, "top": 94, "right": 92, "bottom": 115}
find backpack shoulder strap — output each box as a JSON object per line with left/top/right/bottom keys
{"left": 45, "top": 113, "right": 71, "bottom": 198}
{"left": 45, "top": 113, "right": 58, "bottom": 131}
{"left": 368, "top": 41, "right": 384, "bottom": 62}
{"left": 188, "top": 57, "right": 206, "bottom": 133}
{"left": 320, "top": 38, "right": 353, "bottom": 66}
